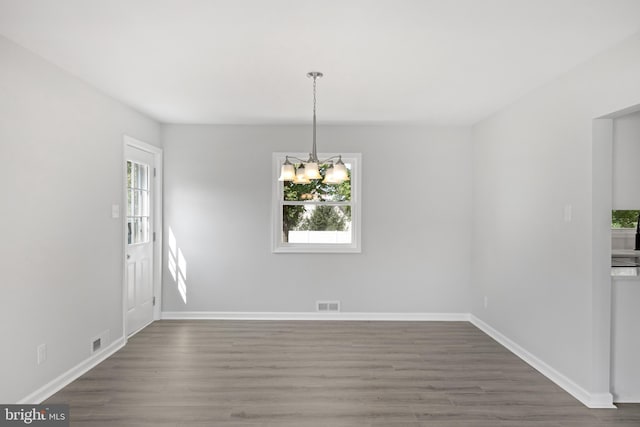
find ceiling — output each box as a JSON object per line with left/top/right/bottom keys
{"left": 1, "top": 0, "right": 639, "bottom": 125}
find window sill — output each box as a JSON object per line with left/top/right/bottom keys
{"left": 273, "top": 244, "right": 361, "bottom": 254}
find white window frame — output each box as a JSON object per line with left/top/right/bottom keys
{"left": 272, "top": 152, "right": 362, "bottom": 253}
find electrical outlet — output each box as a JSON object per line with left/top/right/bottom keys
{"left": 37, "top": 343, "right": 47, "bottom": 365}
{"left": 484, "top": 296, "right": 489, "bottom": 309}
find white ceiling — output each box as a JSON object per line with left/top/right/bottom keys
{"left": 1, "top": 0, "right": 640, "bottom": 125}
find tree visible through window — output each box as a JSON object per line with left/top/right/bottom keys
{"left": 612, "top": 210, "right": 640, "bottom": 229}
{"left": 282, "top": 164, "right": 351, "bottom": 243}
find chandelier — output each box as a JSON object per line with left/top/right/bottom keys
{"left": 278, "top": 71, "right": 349, "bottom": 185}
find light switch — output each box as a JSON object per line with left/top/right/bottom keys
{"left": 111, "top": 204, "right": 120, "bottom": 219}
{"left": 563, "top": 204, "right": 572, "bottom": 222}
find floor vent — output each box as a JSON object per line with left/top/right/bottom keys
{"left": 316, "top": 300, "right": 341, "bottom": 312}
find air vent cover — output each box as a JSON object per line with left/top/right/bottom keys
{"left": 316, "top": 300, "right": 341, "bottom": 312}
{"left": 90, "top": 329, "right": 110, "bottom": 354}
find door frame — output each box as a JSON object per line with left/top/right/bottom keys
{"left": 593, "top": 103, "right": 640, "bottom": 404}
{"left": 122, "top": 135, "right": 163, "bottom": 338}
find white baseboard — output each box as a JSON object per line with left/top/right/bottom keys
{"left": 160, "top": 311, "right": 471, "bottom": 321}
{"left": 613, "top": 394, "right": 640, "bottom": 403}
{"left": 469, "top": 315, "right": 615, "bottom": 409}
{"left": 18, "top": 336, "right": 126, "bottom": 404}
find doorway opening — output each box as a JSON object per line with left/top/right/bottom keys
{"left": 593, "top": 103, "right": 640, "bottom": 405}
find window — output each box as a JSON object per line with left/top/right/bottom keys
{"left": 611, "top": 210, "right": 639, "bottom": 251}
{"left": 127, "top": 161, "right": 150, "bottom": 244}
{"left": 272, "top": 153, "right": 361, "bottom": 253}
{"left": 612, "top": 210, "right": 640, "bottom": 229}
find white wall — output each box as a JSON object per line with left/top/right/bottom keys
{"left": 471, "top": 32, "right": 640, "bottom": 403}
{"left": 0, "top": 35, "right": 160, "bottom": 403}
{"left": 161, "top": 125, "right": 472, "bottom": 314}
{"left": 613, "top": 110, "right": 640, "bottom": 210}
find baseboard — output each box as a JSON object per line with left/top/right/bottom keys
{"left": 161, "top": 311, "right": 471, "bottom": 321}
{"left": 613, "top": 394, "right": 640, "bottom": 403}
{"left": 469, "top": 315, "right": 615, "bottom": 409}
{"left": 18, "top": 336, "right": 126, "bottom": 404}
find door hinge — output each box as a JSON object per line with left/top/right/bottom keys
{"left": 153, "top": 231, "right": 156, "bottom": 242}
{"left": 153, "top": 167, "right": 156, "bottom": 177}
{"left": 152, "top": 296, "right": 156, "bottom": 306}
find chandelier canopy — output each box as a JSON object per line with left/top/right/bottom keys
{"left": 278, "top": 72, "right": 348, "bottom": 185}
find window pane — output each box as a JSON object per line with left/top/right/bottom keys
{"left": 141, "top": 217, "right": 149, "bottom": 242}
{"left": 128, "top": 217, "right": 149, "bottom": 244}
{"left": 127, "top": 189, "right": 133, "bottom": 216}
{"left": 133, "top": 190, "right": 149, "bottom": 216}
{"left": 141, "top": 190, "right": 149, "bottom": 216}
{"left": 134, "top": 218, "right": 142, "bottom": 243}
{"left": 132, "top": 163, "right": 139, "bottom": 189}
{"left": 612, "top": 210, "right": 640, "bottom": 229}
{"left": 137, "top": 164, "right": 149, "bottom": 190}
{"left": 133, "top": 190, "right": 140, "bottom": 216}
{"left": 282, "top": 163, "right": 351, "bottom": 202}
{"left": 282, "top": 205, "right": 352, "bottom": 244}
{"left": 128, "top": 162, "right": 149, "bottom": 190}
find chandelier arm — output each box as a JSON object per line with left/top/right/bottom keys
{"left": 317, "top": 155, "right": 342, "bottom": 163}
{"left": 283, "top": 155, "right": 342, "bottom": 164}
{"left": 286, "top": 155, "right": 341, "bottom": 164}
{"left": 285, "top": 156, "right": 308, "bottom": 163}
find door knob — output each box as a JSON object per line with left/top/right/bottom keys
{"left": 127, "top": 254, "right": 131, "bottom": 260}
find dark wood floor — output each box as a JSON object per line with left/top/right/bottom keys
{"left": 45, "top": 320, "right": 640, "bottom": 427}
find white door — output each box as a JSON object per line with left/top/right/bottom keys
{"left": 125, "top": 146, "right": 155, "bottom": 336}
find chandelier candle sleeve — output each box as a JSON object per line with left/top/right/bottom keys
{"left": 278, "top": 71, "right": 347, "bottom": 185}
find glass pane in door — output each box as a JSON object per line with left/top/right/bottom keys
{"left": 127, "top": 160, "right": 150, "bottom": 245}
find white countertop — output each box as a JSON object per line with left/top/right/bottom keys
{"left": 612, "top": 268, "right": 640, "bottom": 278}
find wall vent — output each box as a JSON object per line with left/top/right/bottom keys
{"left": 316, "top": 300, "right": 341, "bottom": 312}
{"left": 90, "top": 329, "right": 110, "bottom": 354}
